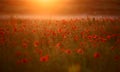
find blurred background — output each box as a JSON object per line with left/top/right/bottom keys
{"left": 0, "top": 0, "right": 120, "bottom": 72}
{"left": 0, "top": 0, "right": 120, "bottom": 16}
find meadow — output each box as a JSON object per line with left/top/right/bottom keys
{"left": 0, "top": 16, "right": 120, "bottom": 72}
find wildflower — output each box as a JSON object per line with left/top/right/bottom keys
{"left": 64, "top": 49, "right": 72, "bottom": 54}
{"left": 76, "top": 49, "right": 84, "bottom": 54}
{"left": 94, "top": 52, "right": 100, "bottom": 58}
{"left": 13, "top": 28, "right": 17, "bottom": 32}
{"left": 32, "top": 30, "right": 36, "bottom": 33}
{"left": 34, "top": 41, "right": 39, "bottom": 47}
{"left": 22, "top": 42, "right": 28, "bottom": 49}
{"left": 55, "top": 42, "right": 61, "bottom": 48}
{"left": 62, "top": 34, "right": 67, "bottom": 39}
{"left": 101, "top": 38, "right": 107, "bottom": 42}
{"left": 87, "top": 35, "right": 92, "bottom": 40}
{"left": 72, "top": 25, "right": 77, "bottom": 30}
{"left": 74, "top": 35, "right": 79, "bottom": 41}
{"left": 40, "top": 55, "right": 49, "bottom": 62}
{"left": 58, "top": 28, "right": 62, "bottom": 34}
{"left": 0, "top": 31, "right": 5, "bottom": 36}
{"left": 93, "top": 35, "right": 97, "bottom": 39}
{"left": 21, "top": 58, "right": 29, "bottom": 63}
{"left": 106, "top": 35, "right": 111, "bottom": 39}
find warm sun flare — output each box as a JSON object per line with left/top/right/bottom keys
{"left": 30, "top": 0, "right": 60, "bottom": 6}
{"left": 27, "top": 0, "right": 64, "bottom": 15}
{"left": 40, "top": 0, "right": 56, "bottom": 3}
{"left": 25, "top": 0, "right": 73, "bottom": 15}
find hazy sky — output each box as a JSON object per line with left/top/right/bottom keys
{"left": 0, "top": 0, "right": 120, "bottom": 15}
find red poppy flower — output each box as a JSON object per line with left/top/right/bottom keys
{"left": 52, "top": 31, "right": 56, "bottom": 36}
{"left": 79, "top": 42, "right": 85, "bottom": 46}
{"left": 101, "top": 38, "right": 107, "bottom": 42}
{"left": 0, "top": 31, "right": 5, "bottom": 36}
{"left": 106, "top": 35, "right": 111, "bottom": 39}
{"left": 93, "top": 35, "right": 97, "bottom": 39}
{"left": 32, "top": 30, "right": 36, "bottom": 33}
{"left": 13, "top": 28, "right": 17, "bottom": 32}
{"left": 55, "top": 42, "right": 61, "bottom": 48}
{"left": 22, "top": 42, "right": 28, "bottom": 49}
{"left": 72, "top": 25, "right": 77, "bottom": 30}
{"left": 94, "top": 52, "right": 100, "bottom": 58}
{"left": 76, "top": 49, "right": 84, "bottom": 54}
{"left": 40, "top": 55, "right": 49, "bottom": 62}
{"left": 87, "top": 35, "right": 92, "bottom": 40}
{"left": 62, "top": 34, "right": 67, "bottom": 39}
{"left": 58, "top": 29, "right": 62, "bottom": 34}
{"left": 21, "top": 58, "right": 29, "bottom": 63}
{"left": 34, "top": 41, "right": 39, "bottom": 47}
{"left": 64, "top": 49, "right": 72, "bottom": 54}
{"left": 74, "top": 35, "right": 79, "bottom": 41}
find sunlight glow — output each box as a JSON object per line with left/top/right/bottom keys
{"left": 25, "top": 0, "right": 73, "bottom": 15}
{"left": 30, "top": 0, "right": 60, "bottom": 7}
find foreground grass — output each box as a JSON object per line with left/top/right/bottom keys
{"left": 0, "top": 17, "right": 120, "bottom": 72}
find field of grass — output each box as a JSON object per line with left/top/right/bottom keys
{"left": 0, "top": 16, "right": 120, "bottom": 72}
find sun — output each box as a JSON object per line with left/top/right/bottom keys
{"left": 39, "top": 0, "right": 58, "bottom": 7}
{"left": 25, "top": 0, "right": 72, "bottom": 15}
{"left": 40, "top": 0, "right": 55, "bottom": 3}
{"left": 29, "top": 0, "right": 60, "bottom": 8}
{"left": 31, "top": 0, "right": 59, "bottom": 5}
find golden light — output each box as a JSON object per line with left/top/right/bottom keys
{"left": 40, "top": 0, "right": 58, "bottom": 3}
{"left": 26, "top": 0, "right": 61, "bottom": 15}
{"left": 34, "top": 0, "right": 59, "bottom": 6}
{"left": 29, "top": 0, "right": 60, "bottom": 9}
{"left": 24, "top": 0, "right": 74, "bottom": 15}
{"left": 39, "top": 0, "right": 60, "bottom": 11}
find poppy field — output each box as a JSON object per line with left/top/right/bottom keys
{"left": 0, "top": 16, "right": 120, "bottom": 72}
